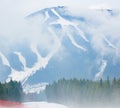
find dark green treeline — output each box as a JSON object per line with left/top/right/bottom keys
{"left": 45, "top": 77, "right": 120, "bottom": 107}
{"left": 0, "top": 80, "right": 23, "bottom": 102}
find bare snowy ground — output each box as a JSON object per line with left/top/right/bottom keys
{"left": 23, "top": 102, "right": 68, "bottom": 108}
{"left": 23, "top": 102, "right": 120, "bottom": 108}
{"left": 0, "top": 101, "right": 119, "bottom": 108}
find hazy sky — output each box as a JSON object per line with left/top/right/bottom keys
{"left": 0, "top": 0, "right": 120, "bottom": 16}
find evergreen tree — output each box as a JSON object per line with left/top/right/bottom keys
{"left": 45, "top": 77, "right": 120, "bottom": 107}
{"left": 0, "top": 80, "right": 23, "bottom": 102}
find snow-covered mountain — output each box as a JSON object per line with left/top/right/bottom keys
{"left": 0, "top": 6, "right": 120, "bottom": 93}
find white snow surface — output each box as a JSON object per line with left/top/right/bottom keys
{"left": 23, "top": 102, "right": 68, "bottom": 108}
{"left": 95, "top": 60, "right": 107, "bottom": 80}
{"left": 23, "top": 83, "right": 48, "bottom": 94}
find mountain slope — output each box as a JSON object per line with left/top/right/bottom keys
{"left": 0, "top": 6, "right": 120, "bottom": 93}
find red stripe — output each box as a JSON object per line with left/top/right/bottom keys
{"left": 0, "top": 100, "right": 25, "bottom": 107}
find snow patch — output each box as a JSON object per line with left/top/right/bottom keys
{"left": 14, "top": 52, "right": 27, "bottom": 70}
{"left": 95, "top": 60, "right": 107, "bottom": 80}
{"left": 0, "top": 52, "right": 10, "bottom": 67}
{"left": 50, "top": 8, "right": 89, "bottom": 42}
{"left": 23, "top": 83, "right": 48, "bottom": 94}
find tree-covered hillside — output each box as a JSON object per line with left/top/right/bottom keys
{"left": 45, "top": 78, "right": 120, "bottom": 107}
{"left": 0, "top": 80, "right": 23, "bottom": 102}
